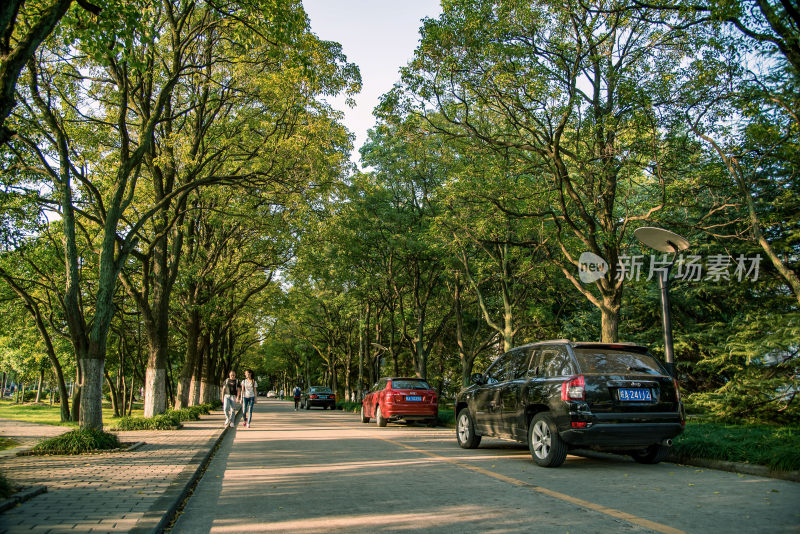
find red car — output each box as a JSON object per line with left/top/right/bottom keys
{"left": 361, "top": 377, "right": 438, "bottom": 427}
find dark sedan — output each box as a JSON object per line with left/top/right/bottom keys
{"left": 301, "top": 386, "right": 336, "bottom": 410}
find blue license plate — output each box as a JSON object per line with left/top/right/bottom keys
{"left": 618, "top": 388, "right": 652, "bottom": 401}
{"left": 406, "top": 396, "right": 422, "bottom": 401}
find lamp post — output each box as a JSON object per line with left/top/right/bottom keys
{"left": 634, "top": 227, "right": 690, "bottom": 377}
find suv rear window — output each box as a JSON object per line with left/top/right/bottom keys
{"left": 391, "top": 379, "right": 430, "bottom": 390}
{"left": 573, "top": 349, "right": 665, "bottom": 375}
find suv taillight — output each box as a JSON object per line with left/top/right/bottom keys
{"left": 561, "top": 375, "right": 585, "bottom": 401}
{"left": 673, "top": 378, "right": 681, "bottom": 402}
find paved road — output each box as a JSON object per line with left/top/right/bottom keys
{"left": 170, "top": 401, "right": 799, "bottom": 533}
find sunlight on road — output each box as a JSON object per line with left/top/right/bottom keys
{"left": 207, "top": 505, "right": 513, "bottom": 533}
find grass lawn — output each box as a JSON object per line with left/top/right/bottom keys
{"left": 0, "top": 399, "right": 143, "bottom": 429}
{"left": 672, "top": 421, "right": 800, "bottom": 472}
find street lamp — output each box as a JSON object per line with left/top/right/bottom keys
{"left": 634, "top": 227, "right": 690, "bottom": 377}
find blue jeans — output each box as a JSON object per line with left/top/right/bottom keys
{"left": 223, "top": 394, "right": 237, "bottom": 422}
{"left": 242, "top": 396, "right": 255, "bottom": 422}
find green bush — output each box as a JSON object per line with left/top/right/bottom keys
{"left": 671, "top": 422, "right": 800, "bottom": 472}
{"left": 437, "top": 408, "right": 455, "bottom": 427}
{"left": 337, "top": 401, "right": 361, "bottom": 413}
{"left": 112, "top": 412, "right": 181, "bottom": 430}
{"left": 0, "top": 470, "right": 15, "bottom": 499}
{"left": 109, "top": 404, "right": 213, "bottom": 431}
{"left": 31, "top": 427, "right": 120, "bottom": 455}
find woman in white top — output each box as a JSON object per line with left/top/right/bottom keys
{"left": 239, "top": 370, "right": 258, "bottom": 428}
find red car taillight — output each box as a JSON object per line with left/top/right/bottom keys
{"left": 310, "top": 394, "right": 318, "bottom": 399}
{"left": 561, "top": 375, "right": 585, "bottom": 401}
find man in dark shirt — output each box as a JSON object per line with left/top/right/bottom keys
{"left": 221, "top": 370, "right": 239, "bottom": 427}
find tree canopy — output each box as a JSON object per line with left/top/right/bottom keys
{"left": 1, "top": 0, "right": 797, "bottom": 425}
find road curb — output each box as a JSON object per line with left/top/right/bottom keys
{"left": 572, "top": 449, "right": 799, "bottom": 482}
{"left": 669, "top": 455, "right": 800, "bottom": 482}
{"left": 0, "top": 485, "right": 47, "bottom": 513}
{"left": 128, "top": 410, "right": 234, "bottom": 534}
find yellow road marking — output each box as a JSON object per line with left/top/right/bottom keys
{"left": 382, "top": 437, "right": 687, "bottom": 534}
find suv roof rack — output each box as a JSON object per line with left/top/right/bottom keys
{"left": 572, "top": 341, "right": 649, "bottom": 352}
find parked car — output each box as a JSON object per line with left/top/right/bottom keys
{"left": 361, "top": 377, "right": 438, "bottom": 427}
{"left": 455, "top": 340, "right": 684, "bottom": 468}
{"left": 266, "top": 391, "right": 276, "bottom": 398}
{"left": 301, "top": 386, "right": 336, "bottom": 409}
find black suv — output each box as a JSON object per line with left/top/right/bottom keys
{"left": 455, "top": 340, "right": 684, "bottom": 467}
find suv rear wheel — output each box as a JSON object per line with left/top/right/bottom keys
{"left": 631, "top": 444, "right": 670, "bottom": 464}
{"left": 456, "top": 409, "right": 481, "bottom": 449}
{"left": 529, "top": 412, "right": 568, "bottom": 467}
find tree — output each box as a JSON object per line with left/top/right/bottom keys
{"left": 0, "top": 0, "right": 101, "bottom": 145}
{"left": 394, "top": 0, "right": 698, "bottom": 341}
{"left": 2, "top": 0, "right": 358, "bottom": 427}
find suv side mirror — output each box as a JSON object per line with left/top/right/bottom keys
{"left": 470, "top": 373, "right": 486, "bottom": 385}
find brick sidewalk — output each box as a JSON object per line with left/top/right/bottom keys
{"left": 0, "top": 412, "right": 230, "bottom": 533}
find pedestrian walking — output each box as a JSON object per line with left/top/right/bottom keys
{"left": 240, "top": 370, "right": 257, "bottom": 428}
{"left": 221, "top": 370, "right": 239, "bottom": 428}
{"left": 293, "top": 385, "right": 302, "bottom": 411}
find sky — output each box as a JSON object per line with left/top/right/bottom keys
{"left": 302, "top": 1, "right": 443, "bottom": 169}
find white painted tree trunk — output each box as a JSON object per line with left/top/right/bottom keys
{"left": 143, "top": 366, "right": 166, "bottom": 418}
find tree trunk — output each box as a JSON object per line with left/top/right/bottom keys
{"left": 36, "top": 366, "right": 44, "bottom": 403}
{"left": 175, "top": 308, "right": 200, "bottom": 409}
{"left": 200, "top": 333, "right": 216, "bottom": 404}
{"left": 79, "top": 356, "right": 104, "bottom": 429}
{"left": 127, "top": 377, "right": 135, "bottom": 416}
{"left": 71, "top": 365, "right": 81, "bottom": 422}
{"left": 189, "top": 340, "right": 204, "bottom": 407}
{"left": 143, "top": 351, "right": 167, "bottom": 418}
{"left": 104, "top": 368, "right": 120, "bottom": 417}
{"left": 600, "top": 299, "right": 620, "bottom": 343}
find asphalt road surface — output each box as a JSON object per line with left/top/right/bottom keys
{"left": 170, "top": 399, "right": 800, "bottom": 533}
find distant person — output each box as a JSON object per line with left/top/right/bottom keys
{"left": 239, "top": 370, "right": 257, "bottom": 428}
{"left": 221, "top": 370, "right": 239, "bottom": 428}
{"left": 293, "top": 385, "right": 302, "bottom": 411}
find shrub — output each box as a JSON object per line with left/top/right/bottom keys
{"left": 31, "top": 427, "right": 120, "bottom": 455}
{"left": 437, "top": 408, "right": 455, "bottom": 427}
{"left": 671, "top": 422, "right": 800, "bottom": 472}
{"left": 112, "top": 411, "right": 182, "bottom": 430}
{"left": 173, "top": 408, "right": 199, "bottom": 422}
{"left": 336, "top": 401, "right": 361, "bottom": 413}
{"left": 109, "top": 404, "right": 213, "bottom": 431}
{"left": 0, "top": 470, "right": 15, "bottom": 499}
